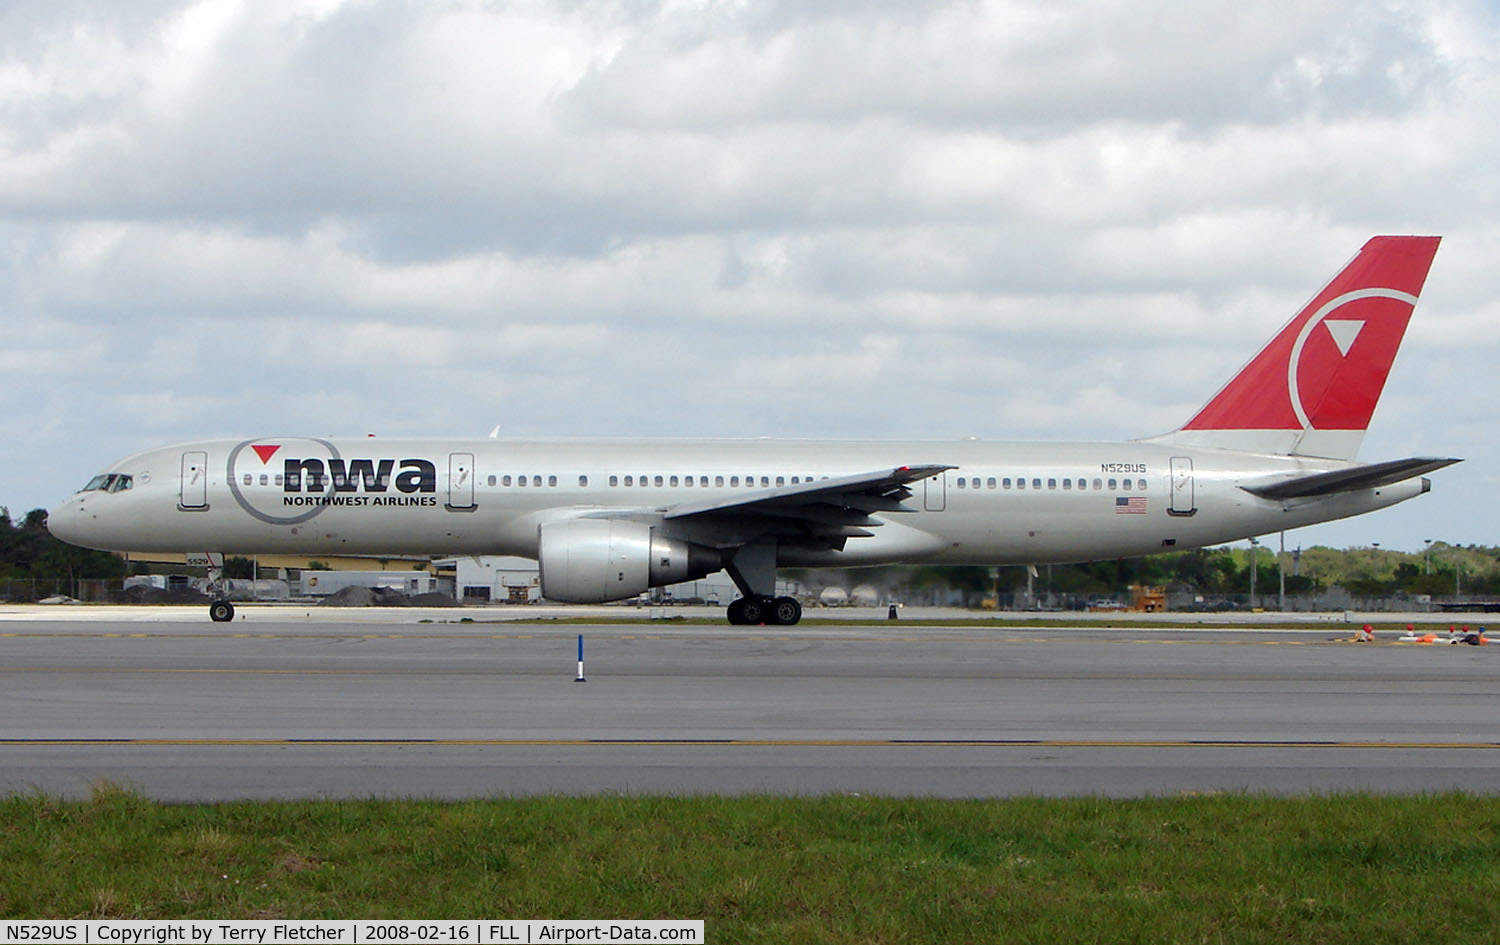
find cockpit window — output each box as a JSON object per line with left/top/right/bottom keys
{"left": 79, "top": 474, "right": 133, "bottom": 494}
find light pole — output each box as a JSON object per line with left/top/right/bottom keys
{"left": 1424, "top": 539, "right": 1433, "bottom": 576}
{"left": 1278, "top": 530, "right": 1286, "bottom": 612}
{"left": 1248, "top": 537, "right": 1258, "bottom": 607}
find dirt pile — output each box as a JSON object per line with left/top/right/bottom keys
{"left": 115, "top": 585, "right": 212, "bottom": 605}
{"left": 317, "top": 585, "right": 453, "bottom": 607}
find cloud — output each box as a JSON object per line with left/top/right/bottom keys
{"left": 2, "top": 0, "right": 1497, "bottom": 551}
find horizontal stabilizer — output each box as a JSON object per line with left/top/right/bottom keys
{"left": 1240, "top": 457, "right": 1461, "bottom": 500}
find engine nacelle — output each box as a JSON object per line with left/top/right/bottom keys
{"left": 537, "top": 518, "right": 722, "bottom": 603}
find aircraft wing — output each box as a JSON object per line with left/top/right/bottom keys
{"left": 663, "top": 464, "right": 953, "bottom": 543}
{"left": 1240, "top": 457, "right": 1461, "bottom": 500}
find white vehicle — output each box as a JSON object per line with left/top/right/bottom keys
{"left": 49, "top": 237, "right": 1458, "bottom": 626}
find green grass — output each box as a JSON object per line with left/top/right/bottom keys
{"left": 3, "top": 788, "right": 1499, "bottom": 942}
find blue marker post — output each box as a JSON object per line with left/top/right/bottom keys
{"left": 574, "top": 634, "right": 586, "bottom": 683}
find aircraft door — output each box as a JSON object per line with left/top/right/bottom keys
{"left": 447, "top": 452, "right": 476, "bottom": 511}
{"left": 924, "top": 472, "right": 946, "bottom": 512}
{"left": 180, "top": 451, "right": 208, "bottom": 510}
{"left": 1169, "top": 456, "right": 1196, "bottom": 516}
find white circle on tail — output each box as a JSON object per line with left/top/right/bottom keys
{"left": 1286, "top": 288, "right": 1417, "bottom": 430}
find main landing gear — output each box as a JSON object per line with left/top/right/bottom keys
{"left": 722, "top": 541, "right": 802, "bottom": 626}
{"left": 726, "top": 595, "right": 802, "bottom": 626}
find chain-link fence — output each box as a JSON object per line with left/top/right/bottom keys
{"left": 0, "top": 578, "right": 119, "bottom": 602}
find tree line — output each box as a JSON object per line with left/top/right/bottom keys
{"left": 0, "top": 507, "right": 127, "bottom": 584}
{"left": 6, "top": 504, "right": 1499, "bottom": 600}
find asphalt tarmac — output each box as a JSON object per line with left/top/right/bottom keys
{"left": 2, "top": 605, "right": 1498, "bottom": 800}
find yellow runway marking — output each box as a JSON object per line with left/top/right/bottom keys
{"left": 1, "top": 738, "right": 1497, "bottom": 749}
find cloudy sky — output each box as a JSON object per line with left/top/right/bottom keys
{"left": 3, "top": 0, "right": 1497, "bottom": 553}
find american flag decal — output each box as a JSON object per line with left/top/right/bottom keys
{"left": 1115, "top": 496, "right": 1147, "bottom": 514}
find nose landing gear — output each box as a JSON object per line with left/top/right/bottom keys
{"left": 200, "top": 554, "right": 235, "bottom": 622}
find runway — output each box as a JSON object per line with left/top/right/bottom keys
{"left": 2, "top": 606, "right": 1499, "bottom": 799}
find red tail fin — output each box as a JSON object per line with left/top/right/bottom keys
{"left": 1163, "top": 236, "right": 1440, "bottom": 460}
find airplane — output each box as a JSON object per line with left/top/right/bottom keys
{"left": 48, "top": 235, "right": 1458, "bottom": 625}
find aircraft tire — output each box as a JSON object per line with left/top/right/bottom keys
{"left": 770, "top": 596, "right": 802, "bottom": 626}
{"left": 726, "top": 598, "right": 747, "bottom": 625}
{"left": 209, "top": 600, "right": 235, "bottom": 623}
{"left": 738, "top": 597, "right": 766, "bottom": 626}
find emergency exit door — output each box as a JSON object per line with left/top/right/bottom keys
{"left": 447, "top": 452, "right": 476, "bottom": 511}
{"left": 1169, "top": 456, "right": 1196, "bottom": 516}
{"left": 179, "top": 451, "right": 208, "bottom": 510}
{"left": 924, "top": 473, "right": 947, "bottom": 512}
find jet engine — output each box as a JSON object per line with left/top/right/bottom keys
{"left": 538, "top": 518, "right": 722, "bottom": 603}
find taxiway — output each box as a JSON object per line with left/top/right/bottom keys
{"left": 2, "top": 606, "right": 1497, "bottom": 799}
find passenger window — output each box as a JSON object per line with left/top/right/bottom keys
{"left": 548, "top": 475, "right": 557, "bottom": 487}
{"left": 260, "top": 474, "right": 269, "bottom": 486}
{"left": 715, "top": 476, "right": 724, "bottom": 487}
{"left": 700, "top": 476, "right": 708, "bottom": 487}
{"left": 518, "top": 476, "right": 527, "bottom": 487}
{"left": 1137, "top": 478, "right": 1147, "bottom": 491}
{"left": 579, "top": 475, "right": 588, "bottom": 487}
{"left": 1062, "top": 478, "right": 1071, "bottom": 490}
{"left": 654, "top": 475, "right": 664, "bottom": 487}
{"left": 1108, "top": 478, "right": 1117, "bottom": 490}
{"left": 624, "top": 476, "right": 632, "bottom": 486}
{"left": 487, "top": 475, "right": 496, "bottom": 487}
{"left": 987, "top": 477, "right": 996, "bottom": 489}
{"left": 683, "top": 476, "right": 692, "bottom": 488}
{"left": 502, "top": 475, "right": 512, "bottom": 487}
{"left": 1121, "top": 479, "right": 1131, "bottom": 491}
{"left": 1093, "top": 478, "right": 1102, "bottom": 490}
{"left": 243, "top": 474, "right": 253, "bottom": 485}
{"left": 670, "top": 476, "right": 679, "bottom": 487}
{"left": 535, "top": 476, "right": 544, "bottom": 487}
{"left": 730, "top": 476, "right": 739, "bottom": 487}
{"left": 1017, "top": 478, "right": 1026, "bottom": 490}
{"left": 610, "top": 475, "right": 619, "bottom": 487}
{"left": 761, "top": 476, "right": 769, "bottom": 487}
{"left": 791, "top": 476, "right": 799, "bottom": 484}
{"left": 275, "top": 474, "right": 283, "bottom": 486}
{"left": 776, "top": 476, "right": 785, "bottom": 486}
{"left": 1002, "top": 478, "right": 1011, "bottom": 489}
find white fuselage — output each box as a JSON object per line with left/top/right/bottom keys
{"left": 48, "top": 436, "right": 1427, "bottom": 567}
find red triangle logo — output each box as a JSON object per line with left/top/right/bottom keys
{"left": 251, "top": 444, "right": 281, "bottom": 465}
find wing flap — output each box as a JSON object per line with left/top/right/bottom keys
{"left": 1241, "top": 457, "right": 1460, "bottom": 500}
{"left": 665, "top": 465, "right": 951, "bottom": 520}
{"left": 662, "top": 464, "right": 951, "bottom": 550}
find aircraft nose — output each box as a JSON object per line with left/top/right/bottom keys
{"left": 46, "top": 501, "right": 80, "bottom": 546}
